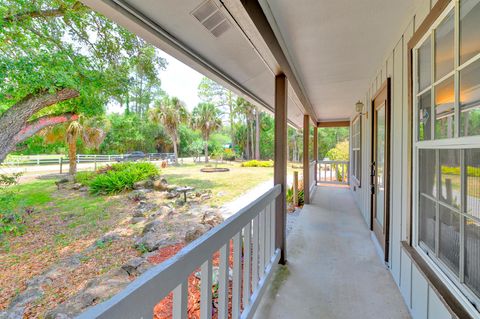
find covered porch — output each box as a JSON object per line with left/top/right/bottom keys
{"left": 73, "top": 0, "right": 480, "bottom": 318}
{"left": 255, "top": 185, "right": 410, "bottom": 319}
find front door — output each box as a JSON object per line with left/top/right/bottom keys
{"left": 371, "top": 79, "right": 391, "bottom": 262}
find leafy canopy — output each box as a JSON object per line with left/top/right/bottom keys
{"left": 0, "top": 0, "right": 166, "bottom": 116}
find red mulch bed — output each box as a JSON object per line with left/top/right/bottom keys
{"left": 149, "top": 243, "right": 236, "bottom": 319}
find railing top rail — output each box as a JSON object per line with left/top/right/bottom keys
{"left": 77, "top": 184, "right": 281, "bottom": 319}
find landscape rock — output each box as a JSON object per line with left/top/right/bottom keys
{"left": 142, "top": 219, "right": 162, "bottom": 234}
{"left": 201, "top": 210, "right": 223, "bottom": 228}
{"left": 71, "top": 183, "right": 82, "bottom": 190}
{"left": 121, "top": 257, "right": 152, "bottom": 276}
{"left": 153, "top": 180, "right": 168, "bottom": 191}
{"left": 128, "top": 189, "right": 150, "bottom": 201}
{"left": 132, "top": 210, "right": 146, "bottom": 218}
{"left": 184, "top": 224, "right": 209, "bottom": 243}
{"left": 131, "top": 217, "right": 146, "bottom": 224}
{"left": 134, "top": 201, "right": 158, "bottom": 215}
{"left": 135, "top": 233, "right": 178, "bottom": 252}
{"left": 99, "top": 232, "right": 121, "bottom": 244}
{"left": 149, "top": 205, "right": 172, "bottom": 218}
{"left": 79, "top": 187, "right": 88, "bottom": 192}
{"left": 133, "top": 180, "right": 154, "bottom": 190}
{"left": 200, "top": 193, "right": 211, "bottom": 201}
{"left": 166, "top": 191, "right": 178, "bottom": 199}
{"left": 10, "top": 288, "right": 44, "bottom": 309}
{"left": 45, "top": 270, "right": 131, "bottom": 319}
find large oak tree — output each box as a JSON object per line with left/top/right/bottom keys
{"left": 0, "top": 0, "right": 166, "bottom": 162}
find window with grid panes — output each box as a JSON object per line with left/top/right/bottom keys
{"left": 352, "top": 117, "right": 361, "bottom": 185}
{"left": 413, "top": 0, "right": 480, "bottom": 309}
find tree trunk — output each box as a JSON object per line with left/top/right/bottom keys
{"left": 0, "top": 88, "right": 79, "bottom": 163}
{"left": 204, "top": 139, "right": 209, "bottom": 163}
{"left": 172, "top": 136, "right": 178, "bottom": 164}
{"left": 255, "top": 110, "right": 260, "bottom": 160}
{"left": 250, "top": 121, "right": 254, "bottom": 160}
{"left": 228, "top": 92, "right": 235, "bottom": 152}
{"left": 245, "top": 129, "right": 250, "bottom": 160}
{"left": 68, "top": 133, "right": 78, "bottom": 175}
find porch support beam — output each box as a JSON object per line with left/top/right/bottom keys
{"left": 303, "top": 114, "right": 310, "bottom": 205}
{"left": 240, "top": 0, "right": 317, "bottom": 122}
{"left": 274, "top": 73, "right": 288, "bottom": 265}
{"left": 313, "top": 126, "right": 318, "bottom": 184}
{"left": 317, "top": 120, "right": 350, "bottom": 128}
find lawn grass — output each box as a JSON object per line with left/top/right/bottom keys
{"left": 0, "top": 179, "right": 54, "bottom": 210}
{"left": 0, "top": 162, "right": 277, "bottom": 313}
{"left": 162, "top": 162, "right": 274, "bottom": 206}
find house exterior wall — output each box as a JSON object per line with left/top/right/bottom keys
{"left": 350, "top": 1, "right": 467, "bottom": 318}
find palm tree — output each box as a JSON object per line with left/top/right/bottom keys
{"left": 43, "top": 116, "right": 109, "bottom": 175}
{"left": 149, "top": 96, "right": 188, "bottom": 163}
{"left": 191, "top": 102, "right": 222, "bottom": 163}
{"left": 234, "top": 97, "right": 256, "bottom": 159}
{"left": 65, "top": 117, "right": 110, "bottom": 175}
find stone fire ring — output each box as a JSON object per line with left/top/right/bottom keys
{"left": 200, "top": 167, "right": 230, "bottom": 173}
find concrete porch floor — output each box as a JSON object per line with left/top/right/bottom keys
{"left": 254, "top": 186, "right": 411, "bottom": 319}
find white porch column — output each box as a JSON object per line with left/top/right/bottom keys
{"left": 303, "top": 114, "right": 310, "bottom": 204}
{"left": 274, "top": 73, "right": 288, "bottom": 265}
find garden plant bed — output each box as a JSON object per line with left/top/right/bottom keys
{"left": 0, "top": 162, "right": 274, "bottom": 318}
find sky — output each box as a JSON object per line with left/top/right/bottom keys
{"left": 156, "top": 51, "right": 204, "bottom": 111}
{"left": 107, "top": 50, "right": 204, "bottom": 114}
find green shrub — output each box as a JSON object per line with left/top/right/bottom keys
{"left": 89, "top": 162, "right": 159, "bottom": 195}
{"left": 0, "top": 190, "right": 25, "bottom": 236}
{"left": 441, "top": 166, "right": 480, "bottom": 177}
{"left": 241, "top": 160, "right": 274, "bottom": 167}
{"left": 75, "top": 171, "right": 96, "bottom": 186}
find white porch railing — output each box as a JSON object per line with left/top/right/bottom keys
{"left": 318, "top": 160, "right": 349, "bottom": 184}
{"left": 77, "top": 184, "right": 281, "bottom": 319}
{"left": 309, "top": 160, "right": 316, "bottom": 193}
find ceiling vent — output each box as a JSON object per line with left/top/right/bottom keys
{"left": 191, "top": 0, "right": 231, "bottom": 37}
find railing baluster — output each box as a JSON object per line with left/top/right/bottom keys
{"left": 252, "top": 215, "right": 259, "bottom": 291}
{"left": 271, "top": 200, "right": 276, "bottom": 258}
{"left": 218, "top": 243, "right": 229, "bottom": 319}
{"left": 173, "top": 280, "right": 188, "bottom": 319}
{"left": 243, "top": 222, "right": 252, "bottom": 307}
{"left": 75, "top": 185, "right": 282, "bottom": 319}
{"left": 259, "top": 209, "right": 265, "bottom": 277}
{"left": 265, "top": 204, "right": 271, "bottom": 265}
{"left": 232, "top": 232, "right": 242, "bottom": 318}
{"left": 200, "top": 258, "right": 213, "bottom": 319}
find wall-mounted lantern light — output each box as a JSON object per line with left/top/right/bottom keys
{"left": 355, "top": 100, "right": 367, "bottom": 118}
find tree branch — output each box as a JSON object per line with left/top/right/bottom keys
{"left": 13, "top": 113, "right": 79, "bottom": 144}
{"left": 3, "top": 1, "right": 85, "bottom": 23}
{"left": 0, "top": 88, "right": 79, "bottom": 162}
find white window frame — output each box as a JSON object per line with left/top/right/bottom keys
{"left": 351, "top": 116, "right": 361, "bottom": 186}
{"left": 412, "top": 0, "right": 480, "bottom": 314}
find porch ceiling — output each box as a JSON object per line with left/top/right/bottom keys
{"left": 82, "top": 0, "right": 415, "bottom": 126}
{"left": 81, "top": 0, "right": 307, "bottom": 127}
{"left": 260, "top": 0, "right": 416, "bottom": 121}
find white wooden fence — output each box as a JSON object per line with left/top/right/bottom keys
{"left": 3, "top": 153, "right": 175, "bottom": 166}
{"left": 318, "top": 160, "right": 349, "bottom": 184}
{"left": 77, "top": 184, "right": 281, "bottom": 319}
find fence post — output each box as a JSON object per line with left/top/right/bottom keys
{"left": 293, "top": 171, "right": 298, "bottom": 207}
{"left": 37, "top": 154, "right": 40, "bottom": 165}
{"left": 94, "top": 156, "right": 97, "bottom": 171}
{"left": 60, "top": 157, "right": 63, "bottom": 174}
